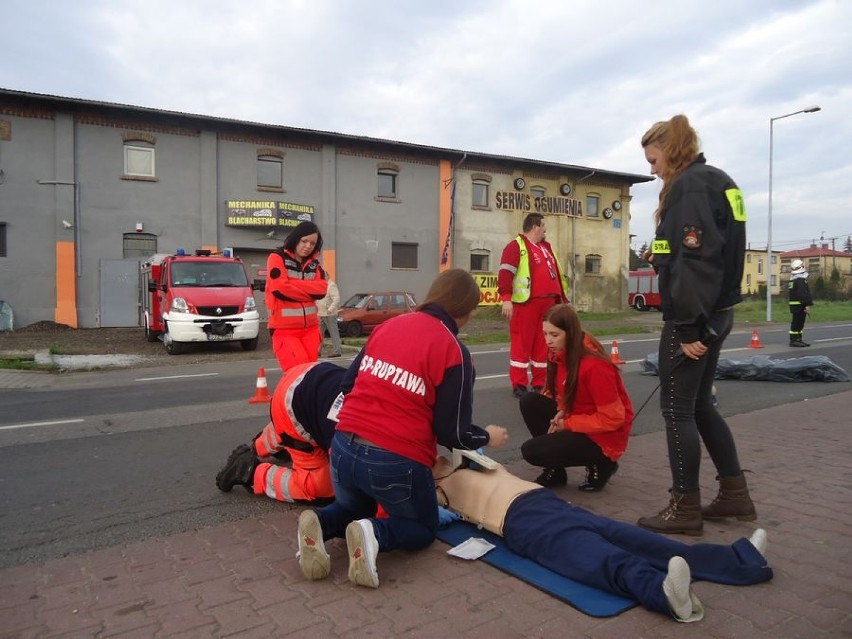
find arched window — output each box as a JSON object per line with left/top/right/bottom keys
{"left": 122, "top": 132, "right": 156, "bottom": 180}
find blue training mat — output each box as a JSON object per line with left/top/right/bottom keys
{"left": 436, "top": 520, "right": 637, "bottom": 618}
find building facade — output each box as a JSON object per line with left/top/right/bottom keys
{"left": 0, "top": 89, "right": 651, "bottom": 329}
{"left": 781, "top": 244, "right": 852, "bottom": 292}
{"left": 742, "top": 248, "right": 782, "bottom": 297}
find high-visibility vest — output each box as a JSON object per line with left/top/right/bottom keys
{"left": 511, "top": 237, "right": 569, "bottom": 303}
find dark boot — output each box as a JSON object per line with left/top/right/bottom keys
{"left": 702, "top": 473, "right": 757, "bottom": 521}
{"left": 216, "top": 444, "right": 258, "bottom": 493}
{"left": 637, "top": 490, "right": 703, "bottom": 536}
{"left": 578, "top": 461, "right": 619, "bottom": 492}
{"left": 534, "top": 467, "right": 567, "bottom": 488}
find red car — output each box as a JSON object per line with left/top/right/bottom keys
{"left": 337, "top": 291, "right": 418, "bottom": 337}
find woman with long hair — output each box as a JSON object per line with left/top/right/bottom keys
{"left": 265, "top": 221, "right": 328, "bottom": 370}
{"left": 637, "top": 114, "right": 754, "bottom": 536}
{"left": 295, "top": 268, "right": 509, "bottom": 589}
{"left": 519, "top": 303, "right": 633, "bottom": 491}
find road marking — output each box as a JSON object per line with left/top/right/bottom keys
{"left": 0, "top": 419, "right": 85, "bottom": 431}
{"left": 135, "top": 372, "right": 220, "bottom": 382}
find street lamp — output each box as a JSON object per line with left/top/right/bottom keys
{"left": 766, "top": 105, "right": 821, "bottom": 321}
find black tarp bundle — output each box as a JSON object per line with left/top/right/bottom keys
{"left": 641, "top": 354, "right": 850, "bottom": 383}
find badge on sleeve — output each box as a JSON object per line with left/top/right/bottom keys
{"left": 682, "top": 226, "right": 702, "bottom": 249}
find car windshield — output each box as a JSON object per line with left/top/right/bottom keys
{"left": 342, "top": 294, "right": 371, "bottom": 309}
{"left": 170, "top": 262, "right": 248, "bottom": 287}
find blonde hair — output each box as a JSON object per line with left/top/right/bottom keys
{"left": 419, "top": 268, "right": 481, "bottom": 320}
{"left": 641, "top": 114, "right": 701, "bottom": 225}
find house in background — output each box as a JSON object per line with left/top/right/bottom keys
{"left": 742, "top": 248, "right": 782, "bottom": 297}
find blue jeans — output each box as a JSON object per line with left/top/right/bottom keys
{"left": 658, "top": 309, "right": 742, "bottom": 492}
{"left": 314, "top": 431, "right": 439, "bottom": 552}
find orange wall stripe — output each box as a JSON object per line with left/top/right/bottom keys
{"left": 321, "top": 249, "right": 336, "bottom": 281}
{"left": 55, "top": 241, "right": 78, "bottom": 328}
{"left": 439, "top": 160, "right": 453, "bottom": 270}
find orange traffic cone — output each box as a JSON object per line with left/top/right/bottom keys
{"left": 609, "top": 340, "right": 627, "bottom": 365}
{"left": 248, "top": 367, "right": 272, "bottom": 404}
{"left": 749, "top": 330, "right": 764, "bottom": 349}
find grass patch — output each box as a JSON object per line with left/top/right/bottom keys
{"left": 0, "top": 358, "right": 58, "bottom": 372}
{"left": 735, "top": 298, "right": 852, "bottom": 323}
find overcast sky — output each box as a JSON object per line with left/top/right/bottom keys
{"left": 3, "top": 0, "right": 850, "bottom": 253}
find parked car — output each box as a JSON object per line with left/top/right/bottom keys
{"left": 337, "top": 291, "right": 418, "bottom": 337}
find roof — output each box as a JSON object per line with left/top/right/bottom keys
{"left": 0, "top": 87, "right": 653, "bottom": 185}
{"left": 781, "top": 247, "right": 851, "bottom": 259}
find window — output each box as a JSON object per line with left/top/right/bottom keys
{"left": 770, "top": 274, "right": 777, "bottom": 286}
{"left": 377, "top": 162, "right": 400, "bottom": 200}
{"left": 586, "top": 195, "right": 600, "bottom": 218}
{"left": 123, "top": 232, "right": 157, "bottom": 259}
{"left": 757, "top": 259, "right": 764, "bottom": 275}
{"left": 470, "top": 250, "right": 490, "bottom": 272}
{"left": 471, "top": 173, "right": 491, "bottom": 209}
{"left": 472, "top": 181, "right": 489, "bottom": 207}
{"left": 124, "top": 144, "right": 155, "bottom": 177}
{"left": 0, "top": 222, "right": 6, "bottom": 257}
{"left": 746, "top": 274, "right": 752, "bottom": 286}
{"left": 746, "top": 254, "right": 752, "bottom": 263}
{"left": 389, "top": 294, "right": 408, "bottom": 309}
{"left": 122, "top": 132, "right": 157, "bottom": 179}
{"left": 584, "top": 254, "right": 602, "bottom": 274}
{"left": 257, "top": 150, "right": 284, "bottom": 190}
{"left": 530, "top": 186, "right": 545, "bottom": 199}
{"left": 392, "top": 242, "right": 418, "bottom": 269}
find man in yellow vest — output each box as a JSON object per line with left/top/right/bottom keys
{"left": 497, "top": 213, "right": 569, "bottom": 398}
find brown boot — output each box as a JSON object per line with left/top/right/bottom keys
{"left": 702, "top": 473, "right": 757, "bottom": 521}
{"left": 638, "top": 490, "right": 703, "bottom": 536}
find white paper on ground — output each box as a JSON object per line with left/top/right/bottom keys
{"left": 446, "top": 537, "right": 496, "bottom": 560}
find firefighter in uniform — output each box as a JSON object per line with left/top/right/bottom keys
{"left": 498, "top": 212, "right": 569, "bottom": 398}
{"left": 265, "top": 221, "right": 328, "bottom": 371}
{"left": 216, "top": 361, "right": 345, "bottom": 504}
{"left": 787, "top": 259, "right": 813, "bottom": 347}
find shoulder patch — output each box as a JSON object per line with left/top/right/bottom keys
{"left": 682, "top": 226, "right": 702, "bottom": 249}
{"left": 725, "top": 188, "right": 747, "bottom": 222}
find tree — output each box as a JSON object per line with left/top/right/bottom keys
{"left": 844, "top": 235, "right": 852, "bottom": 253}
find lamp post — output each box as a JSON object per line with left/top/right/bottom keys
{"left": 766, "top": 105, "right": 821, "bottom": 321}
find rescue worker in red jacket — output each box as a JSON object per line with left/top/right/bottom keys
{"left": 498, "top": 213, "right": 569, "bottom": 398}
{"left": 215, "top": 361, "right": 345, "bottom": 504}
{"left": 520, "top": 304, "right": 633, "bottom": 491}
{"left": 265, "top": 221, "right": 328, "bottom": 371}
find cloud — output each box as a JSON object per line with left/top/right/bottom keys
{"left": 2, "top": 0, "right": 850, "bottom": 251}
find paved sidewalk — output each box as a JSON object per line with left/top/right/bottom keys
{"left": 1, "top": 391, "right": 850, "bottom": 638}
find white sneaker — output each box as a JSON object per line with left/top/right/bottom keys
{"left": 749, "top": 528, "right": 768, "bottom": 556}
{"left": 297, "top": 510, "right": 330, "bottom": 580}
{"left": 346, "top": 519, "right": 380, "bottom": 588}
{"left": 663, "top": 556, "right": 704, "bottom": 622}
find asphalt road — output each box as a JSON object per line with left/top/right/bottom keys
{"left": 0, "top": 321, "right": 850, "bottom": 568}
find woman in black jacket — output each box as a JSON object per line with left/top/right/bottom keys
{"left": 637, "top": 115, "right": 756, "bottom": 536}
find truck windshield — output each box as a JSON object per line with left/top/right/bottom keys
{"left": 170, "top": 262, "right": 249, "bottom": 287}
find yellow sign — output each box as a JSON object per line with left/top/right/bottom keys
{"left": 474, "top": 273, "right": 501, "bottom": 306}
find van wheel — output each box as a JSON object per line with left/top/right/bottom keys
{"left": 633, "top": 296, "right": 647, "bottom": 312}
{"left": 241, "top": 337, "right": 259, "bottom": 351}
{"left": 144, "top": 320, "right": 159, "bottom": 342}
{"left": 163, "top": 324, "right": 185, "bottom": 355}
{"left": 345, "top": 321, "right": 363, "bottom": 338}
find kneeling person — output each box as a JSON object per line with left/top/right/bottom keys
{"left": 216, "top": 361, "right": 345, "bottom": 504}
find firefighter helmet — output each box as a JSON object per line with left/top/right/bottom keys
{"left": 790, "top": 259, "right": 806, "bottom": 275}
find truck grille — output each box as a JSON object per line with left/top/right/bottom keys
{"left": 197, "top": 306, "right": 239, "bottom": 316}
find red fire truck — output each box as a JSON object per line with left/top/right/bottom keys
{"left": 141, "top": 249, "right": 260, "bottom": 354}
{"left": 627, "top": 269, "right": 662, "bottom": 311}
